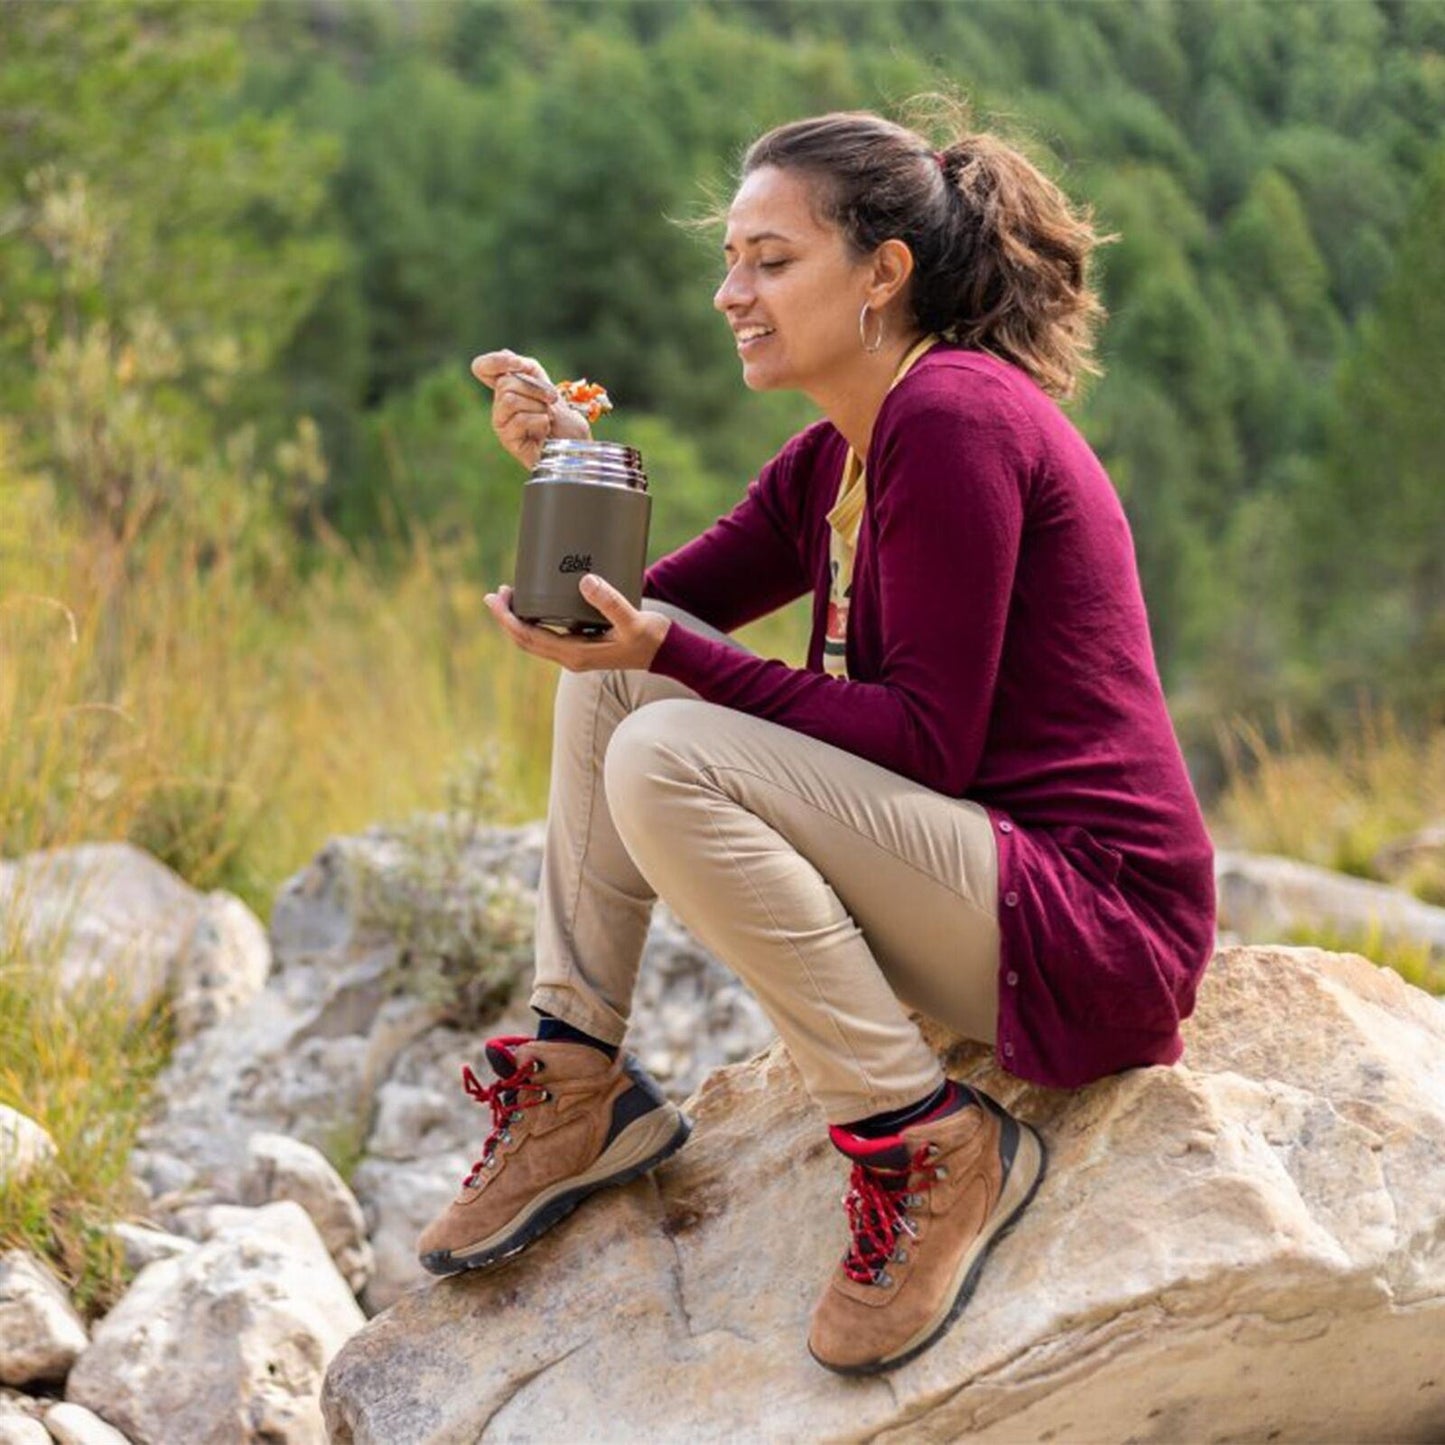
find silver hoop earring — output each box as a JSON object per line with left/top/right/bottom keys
{"left": 859, "top": 304, "right": 884, "bottom": 355}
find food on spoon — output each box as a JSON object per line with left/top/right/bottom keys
{"left": 556, "top": 378, "right": 613, "bottom": 424}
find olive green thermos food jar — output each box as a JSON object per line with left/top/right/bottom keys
{"left": 511, "top": 439, "right": 651, "bottom": 633}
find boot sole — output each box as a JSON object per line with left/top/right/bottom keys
{"left": 809, "top": 1094, "right": 1048, "bottom": 1376}
{"left": 420, "top": 1104, "right": 692, "bottom": 1277}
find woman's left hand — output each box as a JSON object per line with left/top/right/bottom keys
{"left": 484, "top": 575, "right": 671, "bottom": 672}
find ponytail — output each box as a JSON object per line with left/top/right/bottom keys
{"left": 741, "top": 101, "right": 1116, "bottom": 400}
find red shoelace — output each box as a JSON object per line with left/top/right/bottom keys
{"left": 841, "top": 1145, "right": 939, "bottom": 1286}
{"left": 460, "top": 1059, "right": 550, "bottom": 1187}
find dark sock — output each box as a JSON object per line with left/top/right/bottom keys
{"left": 534, "top": 1009, "right": 619, "bottom": 1061}
{"left": 845, "top": 1078, "right": 973, "bottom": 1139}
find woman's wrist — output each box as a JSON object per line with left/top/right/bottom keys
{"left": 642, "top": 611, "right": 672, "bottom": 668}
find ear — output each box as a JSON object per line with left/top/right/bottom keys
{"left": 866, "top": 238, "right": 916, "bottom": 310}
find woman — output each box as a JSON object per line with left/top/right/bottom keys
{"left": 416, "top": 109, "right": 1216, "bottom": 1377}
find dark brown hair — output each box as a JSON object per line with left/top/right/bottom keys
{"left": 741, "top": 102, "right": 1116, "bottom": 401}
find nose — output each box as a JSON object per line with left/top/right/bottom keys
{"left": 713, "top": 261, "right": 750, "bottom": 315}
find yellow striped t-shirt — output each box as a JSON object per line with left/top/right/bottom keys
{"left": 823, "top": 335, "right": 940, "bottom": 677}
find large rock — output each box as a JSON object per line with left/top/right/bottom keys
{"left": 138, "top": 822, "right": 547, "bottom": 1187}
{"left": 239, "top": 1133, "right": 373, "bottom": 1293}
{"left": 42, "top": 1402, "right": 132, "bottom": 1445}
{"left": 0, "top": 1251, "right": 88, "bottom": 1388}
{"left": 0, "top": 843, "right": 269, "bottom": 1033}
{"left": 104, "top": 1222, "right": 194, "bottom": 1274}
{"left": 0, "top": 1392, "right": 49, "bottom": 1445}
{"left": 0, "top": 1108, "right": 54, "bottom": 1188}
{"left": 66, "top": 1203, "right": 364, "bottom": 1445}
{"left": 170, "top": 890, "right": 271, "bottom": 1038}
{"left": 1218, "top": 848, "right": 1445, "bottom": 959}
{"left": 323, "top": 946, "right": 1445, "bottom": 1445}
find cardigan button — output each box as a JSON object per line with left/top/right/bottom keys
{"left": 1003, "top": 891, "right": 1019, "bottom": 908}
{"left": 1002, "top": 1041, "right": 1015, "bottom": 1058}
{"left": 1006, "top": 971, "right": 1020, "bottom": 987}
{"left": 998, "top": 820, "right": 1013, "bottom": 834}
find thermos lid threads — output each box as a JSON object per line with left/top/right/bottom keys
{"left": 531, "top": 438, "right": 648, "bottom": 491}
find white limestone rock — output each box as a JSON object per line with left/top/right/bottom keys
{"left": 0, "top": 843, "right": 198, "bottom": 1010}
{"left": 0, "top": 1414, "right": 49, "bottom": 1445}
{"left": 0, "top": 1427, "right": 47, "bottom": 1445}
{"left": 350, "top": 1153, "right": 471, "bottom": 1317}
{"left": 104, "top": 1224, "right": 194, "bottom": 1274}
{"left": 0, "top": 1391, "right": 49, "bottom": 1445}
{"left": 170, "top": 890, "right": 272, "bottom": 1038}
{"left": 66, "top": 1203, "right": 364, "bottom": 1445}
{"left": 0, "top": 1252, "right": 88, "bottom": 1389}
{"left": 1217, "top": 847, "right": 1445, "bottom": 958}
{"left": 0, "top": 844, "right": 269, "bottom": 1037}
{"left": 42, "top": 1402, "right": 132, "bottom": 1445}
{"left": 134, "top": 816, "right": 542, "bottom": 1185}
{"left": 139, "top": 822, "right": 765, "bottom": 1196}
{"left": 323, "top": 946, "right": 1445, "bottom": 1445}
{"left": 0, "top": 1109, "right": 54, "bottom": 1188}
{"left": 238, "top": 1135, "right": 373, "bottom": 1294}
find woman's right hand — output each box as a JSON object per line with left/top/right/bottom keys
{"left": 471, "top": 349, "right": 591, "bottom": 470}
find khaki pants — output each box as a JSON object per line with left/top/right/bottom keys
{"left": 530, "top": 603, "right": 1002, "bottom": 1124}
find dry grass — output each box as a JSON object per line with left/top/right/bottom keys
{"left": 1213, "top": 700, "right": 1445, "bottom": 903}
{"left": 1279, "top": 920, "right": 1445, "bottom": 996}
{"left": 1, "top": 505, "right": 550, "bottom": 911}
{"left": 1213, "top": 698, "right": 1445, "bottom": 994}
{"left": 0, "top": 946, "right": 172, "bottom": 1316}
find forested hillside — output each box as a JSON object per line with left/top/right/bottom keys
{"left": 3, "top": 0, "right": 1443, "bottom": 782}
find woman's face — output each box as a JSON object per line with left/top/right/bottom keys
{"left": 714, "top": 165, "right": 874, "bottom": 395}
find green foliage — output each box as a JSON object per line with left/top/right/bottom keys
{"left": 1, "top": 0, "right": 1443, "bottom": 769}
{"left": 1291, "top": 143, "right": 1445, "bottom": 717}
{"left": 0, "top": 0, "right": 343, "bottom": 545}
{"left": 0, "top": 951, "right": 172, "bottom": 1316}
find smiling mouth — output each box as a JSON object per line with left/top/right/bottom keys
{"left": 735, "top": 326, "right": 775, "bottom": 350}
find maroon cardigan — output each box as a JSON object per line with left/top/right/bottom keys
{"left": 644, "top": 345, "right": 1215, "bottom": 1090}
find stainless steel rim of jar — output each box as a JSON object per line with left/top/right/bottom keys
{"left": 531, "top": 438, "right": 648, "bottom": 490}
{"left": 540, "top": 438, "right": 644, "bottom": 468}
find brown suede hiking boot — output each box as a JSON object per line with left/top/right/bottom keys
{"left": 807, "top": 1086, "right": 1046, "bottom": 1375}
{"left": 417, "top": 1034, "right": 690, "bottom": 1276}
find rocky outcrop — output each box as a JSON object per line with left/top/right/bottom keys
{"left": 1, "top": 819, "right": 771, "bottom": 1435}
{"left": 14, "top": 817, "right": 1444, "bottom": 1442}
{"left": 323, "top": 945, "right": 1445, "bottom": 1445}
{"left": 1217, "top": 847, "right": 1445, "bottom": 958}
{"left": 138, "top": 820, "right": 774, "bottom": 1309}
{"left": 66, "top": 1203, "right": 364, "bottom": 1445}
{"left": 136, "top": 822, "right": 553, "bottom": 1189}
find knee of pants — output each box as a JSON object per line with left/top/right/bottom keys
{"left": 602, "top": 697, "right": 712, "bottom": 832}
